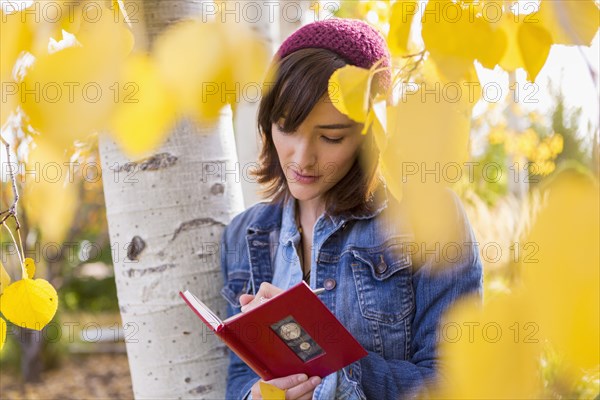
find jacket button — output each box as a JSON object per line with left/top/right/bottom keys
{"left": 323, "top": 278, "right": 336, "bottom": 290}
{"left": 375, "top": 255, "right": 388, "bottom": 274}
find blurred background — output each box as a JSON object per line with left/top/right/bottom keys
{"left": 0, "top": 0, "right": 598, "bottom": 399}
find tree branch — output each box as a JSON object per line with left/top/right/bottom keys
{"left": 0, "top": 134, "right": 26, "bottom": 273}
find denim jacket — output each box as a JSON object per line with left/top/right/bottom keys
{"left": 220, "top": 183, "right": 484, "bottom": 399}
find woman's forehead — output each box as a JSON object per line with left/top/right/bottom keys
{"left": 286, "top": 94, "right": 354, "bottom": 123}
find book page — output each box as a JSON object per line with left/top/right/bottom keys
{"left": 182, "top": 290, "right": 223, "bottom": 330}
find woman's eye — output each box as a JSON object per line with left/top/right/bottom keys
{"left": 322, "top": 136, "right": 344, "bottom": 144}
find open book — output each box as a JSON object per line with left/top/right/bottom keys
{"left": 180, "top": 281, "right": 367, "bottom": 381}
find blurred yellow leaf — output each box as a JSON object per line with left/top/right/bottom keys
{"left": 0, "top": 318, "right": 6, "bottom": 351}
{"left": 520, "top": 170, "right": 599, "bottom": 376}
{"left": 0, "top": 261, "right": 11, "bottom": 295}
{"left": 75, "top": 4, "right": 134, "bottom": 58}
{"left": 21, "top": 5, "right": 132, "bottom": 148}
{"left": 0, "top": 278, "right": 58, "bottom": 330}
{"left": 108, "top": 52, "right": 178, "bottom": 158}
{"left": 153, "top": 19, "right": 221, "bottom": 122}
{"left": 388, "top": 0, "right": 417, "bottom": 56}
{"left": 153, "top": 19, "right": 269, "bottom": 124}
{"left": 431, "top": 292, "right": 543, "bottom": 399}
{"left": 536, "top": 0, "right": 599, "bottom": 46}
{"left": 22, "top": 140, "right": 78, "bottom": 243}
{"left": 498, "top": 13, "right": 552, "bottom": 82}
{"left": 370, "top": 100, "right": 388, "bottom": 151}
{"left": 385, "top": 82, "right": 472, "bottom": 185}
{"left": 517, "top": 22, "right": 553, "bottom": 82}
{"left": 0, "top": 9, "right": 33, "bottom": 126}
{"left": 24, "top": 258, "right": 35, "bottom": 279}
{"left": 259, "top": 381, "right": 285, "bottom": 400}
{"left": 421, "top": 0, "right": 506, "bottom": 80}
{"left": 328, "top": 65, "right": 371, "bottom": 124}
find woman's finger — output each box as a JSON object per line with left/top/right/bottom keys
{"left": 239, "top": 294, "right": 254, "bottom": 306}
{"left": 284, "top": 376, "right": 321, "bottom": 400}
{"left": 267, "top": 373, "right": 308, "bottom": 389}
{"left": 240, "top": 282, "right": 284, "bottom": 312}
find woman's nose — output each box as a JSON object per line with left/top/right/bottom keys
{"left": 292, "top": 137, "right": 317, "bottom": 169}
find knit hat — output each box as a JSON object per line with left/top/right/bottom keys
{"left": 275, "top": 18, "right": 392, "bottom": 94}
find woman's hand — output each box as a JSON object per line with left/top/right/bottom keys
{"left": 250, "top": 373, "right": 322, "bottom": 400}
{"left": 240, "top": 282, "right": 284, "bottom": 313}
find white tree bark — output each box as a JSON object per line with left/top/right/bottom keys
{"left": 233, "top": 2, "right": 279, "bottom": 208}
{"left": 99, "top": 1, "right": 245, "bottom": 398}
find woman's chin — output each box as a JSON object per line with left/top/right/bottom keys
{"left": 288, "top": 184, "right": 322, "bottom": 202}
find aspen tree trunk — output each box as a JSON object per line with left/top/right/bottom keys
{"left": 99, "top": 1, "right": 244, "bottom": 398}
{"left": 233, "top": 1, "right": 279, "bottom": 208}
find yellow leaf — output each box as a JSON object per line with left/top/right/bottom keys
{"left": 259, "top": 381, "right": 285, "bottom": 400}
{"left": 380, "top": 157, "right": 402, "bottom": 203}
{"left": 24, "top": 258, "right": 35, "bottom": 279}
{"left": 108, "top": 52, "right": 178, "bottom": 158}
{"left": 22, "top": 139, "right": 78, "bottom": 243}
{"left": 475, "top": 19, "right": 508, "bottom": 70}
{"left": 21, "top": 6, "right": 132, "bottom": 147}
{"left": 154, "top": 19, "right": 223, "bottom": 121}
{"left": 388, "top": 0, "right": 417, "bottom": 56}
{"left": 517, "top": 22, "right": 553, "bottom": 82}
{"left": 0, "top": 278, "right": 58, "bottom": 330}
{"left": 520, "top": 170, "right": 599, "bottom": 376}
{"left": 370, "top": 101, "right": 388, "bottom": 151}
{"left": 537, "top": 0, "right": 599, "bottom": 46}
{"left": 421, "top": 0, "right": 506, "bottom": 80}
{"left": 328, "top": 65, "right": 371, "bottom": 124}
{"left": 153, "top": 19, "right": 269, "bottom": 124}
{"left": 0, "top": 261, "right": 11, "bottom": 295}
{"left": 0, "top": 318, "right": 6, "bottom": 351}
{"left": 431, "top": 292, "right": 543, "bottom": 398}
{"left": 382, "top": 72, "right": 474, "bottom": 247}
{"left": 386, "top": 80, "right": 472, "bottom": 182}
{"left": 498, "top": 13, "right": 552, "bottom": 82}
{"left": 0, "top": 9, "right": 33, "bottom": 127}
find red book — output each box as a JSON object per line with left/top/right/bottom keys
{"left": 180, "top": 281, "right": 367, "bottom": 381}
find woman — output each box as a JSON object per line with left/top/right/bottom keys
{"left": 220, "top": 18, "right": 483, "bottom": 400}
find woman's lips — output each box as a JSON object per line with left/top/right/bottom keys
{"left": 291, "top": 170, "right": 320, "bottom": 184}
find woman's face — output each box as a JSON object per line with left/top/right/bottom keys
{"left": 272, "top": 94, "right": 365, "bottom": 204}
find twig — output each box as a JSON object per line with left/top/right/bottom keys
{"left": 401, "top": 50, "right": 426, "bottom": 59}
{"left": 403, "top": 50, "right": 426, "bottom": 84}
{"left": 0, "top": 134, "right": 26, "bottom": 275}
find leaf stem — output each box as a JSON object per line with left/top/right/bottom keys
{"left": 1, "top": 223, "right": 25, "bottom": 278}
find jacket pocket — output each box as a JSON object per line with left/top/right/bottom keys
{"left": 350, "top": 239, "right": 414, "bottom": 324}
{"left": 220, "top": 269, "right": 252, "bottom": 309}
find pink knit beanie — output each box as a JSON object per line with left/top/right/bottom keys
{"left": 275, "top": 18, "right": 392, "bottom": 94}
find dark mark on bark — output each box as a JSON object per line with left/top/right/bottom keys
{"left": 127, "top": 236, "right": 146, "bottom": 260}
{"left": 171, "top": 218, "right": 225, "bottom": 241}
{"left": 210, "top": 183, "right": 224, "bottom": 195}
{"left": 125, "top": 263, "right": 176, "bottom": 278}
{"left": 189, "top": 384, "right": 212, "bottom": 394}
{"left": 115, "top": 152, "right": 178, "bottom": 173}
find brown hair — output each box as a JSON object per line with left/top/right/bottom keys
{"left": 251, "top": 48, "right": 383, "bottom": 216}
